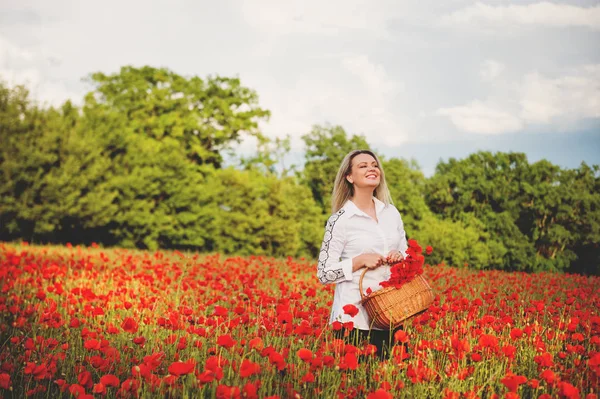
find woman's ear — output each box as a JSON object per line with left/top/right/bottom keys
{"left": 346, "top": 175, "right": 353, "bottom": 184}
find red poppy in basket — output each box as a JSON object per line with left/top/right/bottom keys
{"left": 380, "top": 239, "right": 427, "bottom": 290}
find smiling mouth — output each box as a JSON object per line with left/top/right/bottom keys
{"left": 366, "top": 174, "right": 378, "bottom": 179}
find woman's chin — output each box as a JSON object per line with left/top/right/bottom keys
{"left": 362, "top": 180, "right": 380, "bottom": 188}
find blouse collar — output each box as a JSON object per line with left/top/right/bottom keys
{"left": 343, "top": 196, "right": 386, "bottom": 218}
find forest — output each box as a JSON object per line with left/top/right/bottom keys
{"left": 1, "top": 66, "right": 598, "bottom": 274}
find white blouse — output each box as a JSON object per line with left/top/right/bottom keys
{"left": 317, "top": 197, "right": 408, "bottom": 330}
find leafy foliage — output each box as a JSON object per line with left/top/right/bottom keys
{"left": 85, "top": 65, "right": 270, "bottom": 168}
{"left": 424, "top": 152, "right": 600, "bottom": 272}
{"left": 1, "top": 74, "right": 598, "bottom": 274}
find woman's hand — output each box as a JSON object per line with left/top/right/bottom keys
{"left": 352, "top": 253, "right": 385, "bottom": 272}
{"left": 386, "top": 250, "right": 404, "bottom": 264}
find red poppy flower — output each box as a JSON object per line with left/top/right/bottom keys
{"left": 213, "top": 306, "right": 228, "bottom": 316}
{"left": 297, "top": 348, "right": 313, "bottom": 362}
{"left": 216, "top": 335, "right": 236, "bottom": 349}
{"left": 528, "top": 379, "right": 540, "bottom": 389}
{"left": 534, "top": 352, "right": 554, "bottom": 368}
{"left": 342, "top": 321, "right": 354, "bottom": 330}
{"left": 0, "top": 373, "right": 10, "bottom": 390}
{"left": 121, "top": 317, "right": 138, "bottom": 334}
{"left": 341, "top": 352, "right": 358, "bottom": 370}
{"left": 198, "top": 370, "right": 217, "bottom": 384}
{"left": 501, "top": 373, "right": 527, "bottom": 392}
{"left": 394, "top": 330, "right": 409, "bottom": 344}
{"left": 510, "top": 328, "right": 523, "bottom": 340}
{"left": 69, "top": 384, "right": 85, "bottom": 398}
{"left": 248, "top": 337, "right": 264, "bottom": 351}
{"left": 443, "top": 390, "right": 460, "bottom": 399}
{"left": 243, "top": 382, "right": 259, "bottom": 399}
{"left": 268, "top": 351, "right": 286, "bottom": 371}
{"left": 342, "top": 304, "right": 359, "bottom": 317}
{"left": 83, "top": 339, "right": 101, "bottom": 350}
{"left": 78, "top": 371, "right": 93, "bottom": 389}
{"left": 331, "top": 321, "right": 343, "bottom": 331}
{"left": 216, "top": 385, "right": 240, "bottom": 399}
{"left": 301, "top": 372, "right": 315, "bottom": 383}
{"left": 239, "top": 359, "right": 260, "bottom": 378}
{"left": 92, "top": 383, "right": 106, "bottom": 395}
{"left": 540, "top": 369, "right": 555, "bottom": 385}
{"left": 363, "top": 344, "right": 378, "bottom": 356}
{"left": 589, "top": 352, "right": 600, "bottom": 375}
{"left": 558, "top": 382, "right": 580, "bottom": 399}
{"left": 478, "top": 334, "right": 499, "bottom": 348}
{"left": 501, "top": 345, "right": 516, "bottom": 360}
{"left": 96, "top": 374, "right": 117, "bottom": 389}
{"left": 168, "top": 360, "right": 195, "bottom": 376}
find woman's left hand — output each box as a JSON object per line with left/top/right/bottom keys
{"left": 386, "top": 250, "right": 404, "bottom": 264}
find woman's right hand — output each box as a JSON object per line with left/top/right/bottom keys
{"left": 352, "top": 253, "right": 385, "bottom": 272}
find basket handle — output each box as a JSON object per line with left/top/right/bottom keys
{"left": 358, "top": 267, "right": 371, "bottom": 301}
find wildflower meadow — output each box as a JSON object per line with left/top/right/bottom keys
{"left": 0, "top": 242, "right": 598, "bottom": 398}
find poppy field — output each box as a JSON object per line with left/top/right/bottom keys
{"left": 0, "top": 242, "right": 598, "bottom": 399}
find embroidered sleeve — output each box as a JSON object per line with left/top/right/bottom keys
{"left": 317, "top": 210, "right": 353, "bottom": 284}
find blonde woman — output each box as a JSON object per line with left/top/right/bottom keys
{"left": 317, "top": 149, "right": 408, "bottom": 359}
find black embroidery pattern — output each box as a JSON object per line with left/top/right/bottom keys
{"left": 317, "top": 209, "right": 346, "bottom": 283}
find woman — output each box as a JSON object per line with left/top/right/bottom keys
{"left": 317, "top": 149, "right": 408, "bottom": 360}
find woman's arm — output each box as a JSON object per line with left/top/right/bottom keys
{"left": 316, "top": 211, "right": 354, "bottom": 285}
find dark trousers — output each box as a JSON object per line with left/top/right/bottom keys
{"left": 333, "top": 327, "right": 405, "bottom": 361}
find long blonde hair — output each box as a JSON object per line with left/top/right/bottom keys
{"left": 331, "top": 149, "right": 393, "bottom": 214}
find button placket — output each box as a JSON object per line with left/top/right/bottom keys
{"left": 376, "top": 223, "right": 388, "bottom": 256}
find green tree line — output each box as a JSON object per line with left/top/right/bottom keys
{"left": 1, "top": 66, "right": 598, "bottom": 274}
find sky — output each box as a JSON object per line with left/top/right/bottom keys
{"left": 1, "top": 0, "right": 599, "bottom": 175}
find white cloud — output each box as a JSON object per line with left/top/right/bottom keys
{"left": 240, "top": 0, "right": 402, "bottom": 38}
{"left": 0, "top": 36, "right": 35, "bottom": 63}
{"left": 438, "top": 64, "right": 600, "bottom": 134}
{"left": 438, "top": 100, "right": 523, "bottom": 135}
{"left": 442, "top": 2, "right": 600, "bottom": 31}
{"left": 0, "top": 0, "right": 598, "bottom": 153}
{"left": 254, "top": 54, "right": 409, "bottom": 148}
{"left": 520, "top": 65, "right": 600, "bottom": 123}
{"left": 0, "top": 34, "right": 79, "bottom": 107}
{"left": 342, "top": 54, "right": 402, "bottom": 95}
{"left": 480, "top": 60, "right": 505, "bottom": 81}
{"left": 0, "top": 67, "right": 41, "bottom": 87}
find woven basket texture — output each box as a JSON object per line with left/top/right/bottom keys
{"left": 360, "top": 271, "right": 434, "bottom": 329}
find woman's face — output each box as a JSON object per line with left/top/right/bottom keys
{"left": 346, "top": 153, "right": 381, "bottom": 190}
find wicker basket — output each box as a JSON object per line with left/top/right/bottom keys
{"left": 359, "top": 268, "right": 434, "bottom": 330}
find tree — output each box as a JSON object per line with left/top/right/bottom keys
{"left": 0, "top": 82, "right": 117, "bottom": 245}
{"left": 103, "top": 135, "right": 210, "bottom": 250}
{"left": 238, "top": 135, "right": 296, "bottom": 177}
{"left": 193, "top": 168, "right": 323, "bottom": 257}
{"left": 381, "top": 158, "right": 429, "bottom": 234}
{"left": 522, "top": 161, "right": 600, "bottom": 273}
{"left": 72, "top": 66, "right": 272, "bottom": 249}
{"left": 414, "top": 213, "right": 506, "bottom": 269}
{"left": 84, "top": 65, "right": 270, "bottom": 167}
{"left": 424, "top": 151, "right": 600, "bottom": 273}
{"left": 567, "top": 164, "right": 600, "bottom": 275}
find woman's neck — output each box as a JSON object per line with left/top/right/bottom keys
{"left": 351, "top": 188, "right": 374, "bottom": 211}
